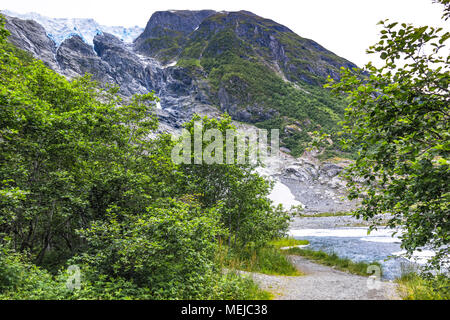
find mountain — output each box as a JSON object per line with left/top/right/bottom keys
{"left": 0, "top": 9, "right": 361, "bottom": 213}
{"left": 137, "top": 10, "right": 356, "bottom": 82}
{"left": 2, "top": 9, "right": 357, "bottom": 156}
{"left": 134, "top": 10, "right": 357, "bottom": 155}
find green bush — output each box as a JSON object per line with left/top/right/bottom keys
{"left": 397, "top": 273, "right": 450, "bottom": 300}
{"left": 73, "top": 199, "right": 223, "bottom": 299}
{"left": 0, "top": 247, "right": 68, "bottom": 299}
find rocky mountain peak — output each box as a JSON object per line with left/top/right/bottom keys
{"left": 3, "top": 15, "right": 59, "bottom": 70}
{"left": 138, "top": 10, "right": 217, "bottom": 37}
{"left": 199, "top": 10, "right": 293, "bottom": 34}
{"left": 134, "top": 10, "right": 216, "bottom": 59}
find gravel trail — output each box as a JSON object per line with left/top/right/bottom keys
{"left": 244, "top": 256, "right": 400, "bottom": 300}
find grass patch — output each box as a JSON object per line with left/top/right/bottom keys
{"left": 177, "top": 58, "right": 202, "bottom": 69}
{"left": 217, "top": 245, "right": 302, "bottom": 276}
{"left": 268, "top": 237, "right": 310, "bottom": 249}
{"left": 251, "top": 287, "right": 274, "bottom": 300}
{"left": 285, "top": 247, "right": 381, "bottom": 277}
{"left": 298, "top": 211, "right": 354, "bottom": 218}
{"left": 396, "top": 273, "right": 450, "bottom": 300}
{"left": 215, "top": 272, "right": 274, "bottom": 300}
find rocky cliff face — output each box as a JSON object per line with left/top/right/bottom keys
{"left": 4, "top": 13, "right": 210, "bottom": 130}
{"left": 4, "top": 16, "right": 59, "bottom": 71}
{"left": 134, "top": 10, "right": 216, "bottom": 60}
{"left": 280, "top": 158, "right": 358, "bottom": 213}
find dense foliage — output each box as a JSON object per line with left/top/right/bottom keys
{"left": 0, "top": 15, "right": 289, "bottom": 299}
{"left": 327, "top": 0, "right": 449, "bottom": 271}
{"left": 179, "top": 114, "right": 291, "bottom": 248}
{"left": 397, "top": 272, "right": 450, "bottom": 300}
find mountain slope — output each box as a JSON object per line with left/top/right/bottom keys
{"left": 137, "top": 10, "right": 355, "bottom": 155}
{"left": 3, "top": 9, "right": 358, "bottom": 156}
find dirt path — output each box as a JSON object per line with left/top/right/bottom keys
{"left": 244, "top": 255, "right": 400, "bottom": 300}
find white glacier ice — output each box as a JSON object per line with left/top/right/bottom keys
{"left": 254, "top": 157, "right": 303, "bottom": 210}
{"left": 2, "top": 10, "right": 144, "bottom": 47}
{"left": 164, "top": 61, "right": 178, "bottom": 68}
{"left": 288, "top": 227, "right": 401, "bottom": 239}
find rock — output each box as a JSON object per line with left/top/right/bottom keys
{"left": 56, "top": 35, "right": 115, "bottom": 83}
{"left": 4, "top": 14, "right": 203, "bottom": 130}
{"left": 285, "top": 124, "right": 302, "bottom": 135}
{"left": 137, "top": 10, "right": 216, "bottom": 40}
{"left": 4, "top": 15, "right": 59, "bottom": 71}
{"left": 319, "top": 163, "right": 343, "bottom": 178}
{"left": 134, "top": 10, "right": 216, "bottom": 58}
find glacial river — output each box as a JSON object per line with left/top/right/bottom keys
{"left": 268, "top": 177, "right": 439, "bottom": 280}
{"left": 288, "top": 227, "right": 434, "bottom": 280}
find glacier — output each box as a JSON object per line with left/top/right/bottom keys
{"left": 2, "top": 10, "right": 143, "bottom": 47}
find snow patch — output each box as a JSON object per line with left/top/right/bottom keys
{"left": 164, "top": 61, "right": 177, "bottom": 68}
{"left": 268, "top": 180, "right": 303, "bottom": 210}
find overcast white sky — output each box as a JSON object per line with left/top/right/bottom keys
{"left": 1, "top": 0, "right": 448, "bottom": 67}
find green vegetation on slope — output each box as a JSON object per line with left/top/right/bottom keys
{"left": 297, "top": 212, "right": 354, "bottom": 218}
{"left": 396, "top": 273, "right": 450, "bottom": 300}
{"left": 268, "top": 237, "right": 310, "bottom": 249}
{"left": 216, "top": 238, "right": 310, "bottom": 277}
{"left": 217, "top": 245, "right": 301, "bottom": 277}
{"left": 170, "top": 11, "right": 355, "bottom": 157}
{"left": 183, "top": 37, "right": 349, "bottom": 155}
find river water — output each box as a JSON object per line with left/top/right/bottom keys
{"left": 266, "top": 175, "right": 441, "bottom": 280}
{"left": 288, "top": 227, "right": 434, "bottom": 280}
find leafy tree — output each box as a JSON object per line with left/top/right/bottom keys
{"left": 327, "top": 0, "right": 449, "bottom": 270}
{"left": 0, "top": 15, "right": 8, "bottom": 42}
{"left": 178, "top": 114, "right": 291, "bottom": 248}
